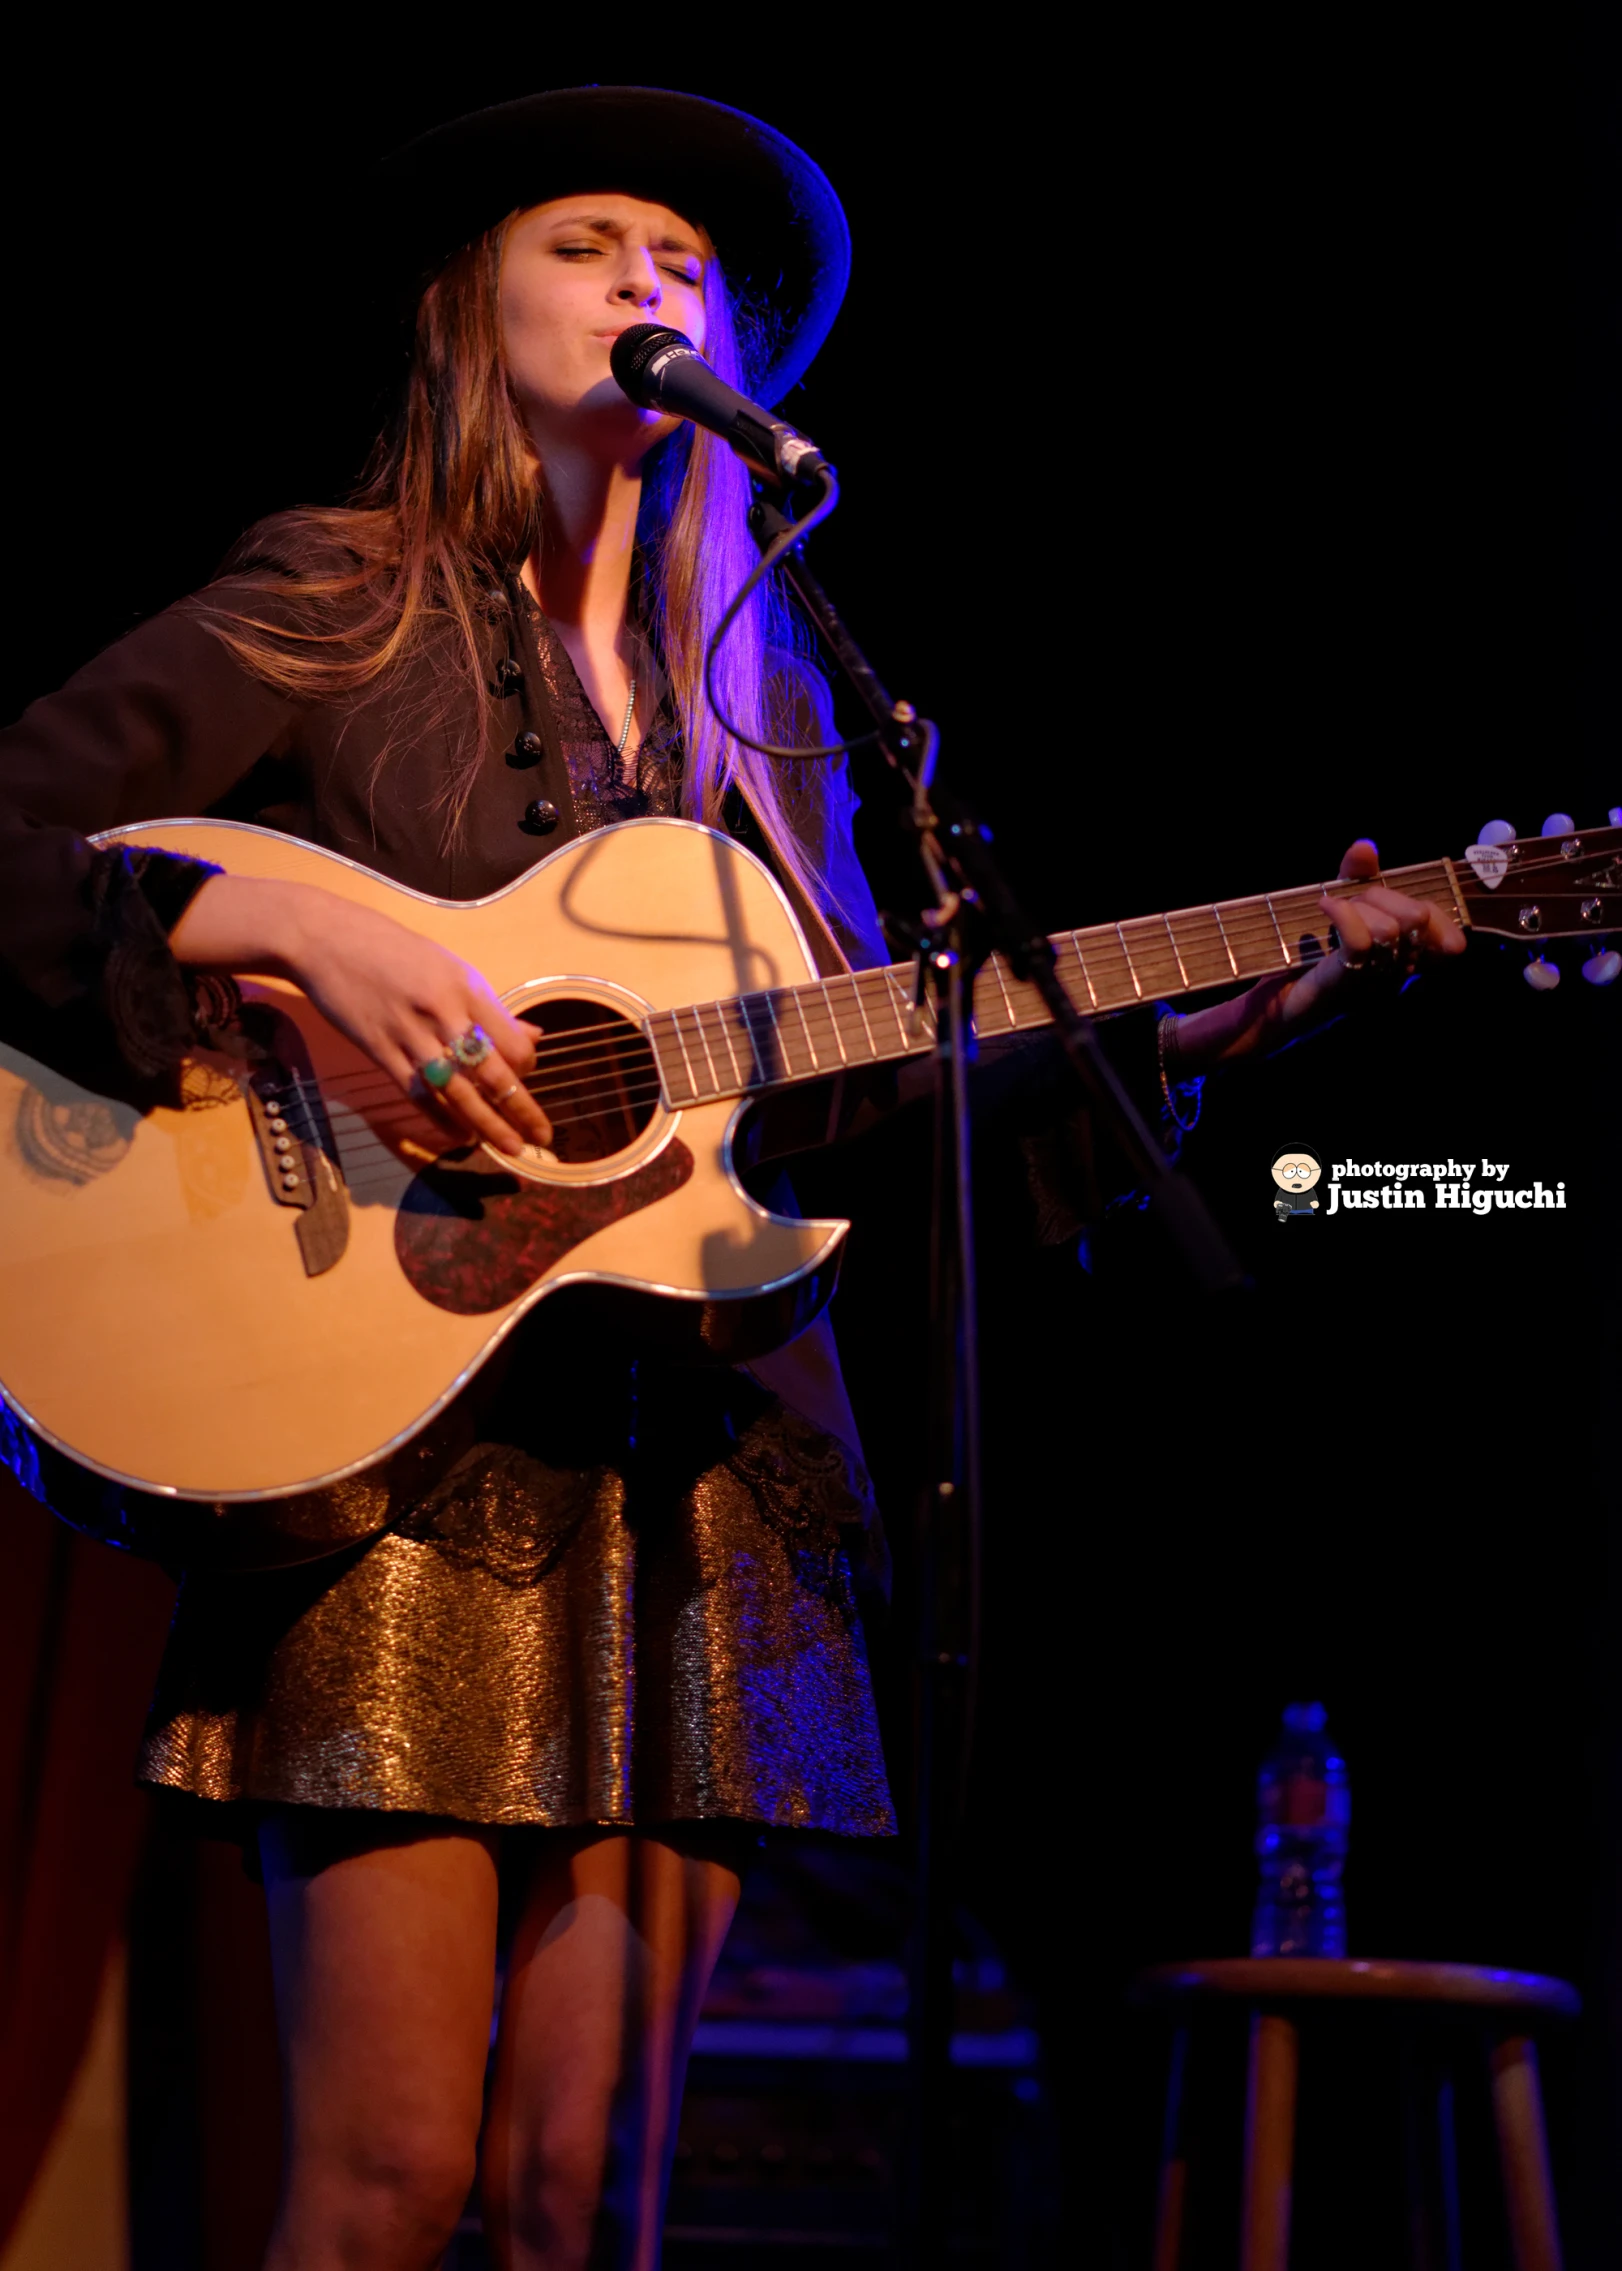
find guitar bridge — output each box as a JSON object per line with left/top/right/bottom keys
{"left": 238, "top": 1009, "right": 349, "bottom": 1277}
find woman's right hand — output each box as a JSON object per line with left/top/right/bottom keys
{"left": 169, "top": 875, "right": 553, "bottom": 1158}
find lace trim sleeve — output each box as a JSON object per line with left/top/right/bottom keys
{"left": 85, "top": 845, "right": 222, "bottom": 1097}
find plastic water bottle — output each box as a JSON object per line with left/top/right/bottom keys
{"left": 1250, "top": 1701, "right": 1350, "bottom": 1957}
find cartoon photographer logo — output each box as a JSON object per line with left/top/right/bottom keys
{"left": 1272, "top": 1144, "right": 1323, "bottom": 1222}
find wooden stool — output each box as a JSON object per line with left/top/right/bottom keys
{"left": 1133, "top": 1958, "right": 1579, "bottom": 2271}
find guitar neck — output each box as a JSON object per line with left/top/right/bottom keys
{"left": 644, "top": 856, "right": 1468, "bottom": 1109}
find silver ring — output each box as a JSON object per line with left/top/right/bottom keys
{"left": 493, "top": 1081, "right": 522, "bottom": 1106}
{"left": 450, "top": 1024, "right": 493, "bottom": 1070}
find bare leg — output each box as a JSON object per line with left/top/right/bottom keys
{"left": 260, "top": 1812, "right": 501, "bottom": 2271}
{"left": 483, "top": 1832, "right": 743, "bottom": 2271}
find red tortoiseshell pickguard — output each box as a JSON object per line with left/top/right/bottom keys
{"left": 395, "top": 1140, "right": 694, "bottom": 1315}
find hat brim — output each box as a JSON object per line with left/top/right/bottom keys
{"left": 379, "top": 85, "right": 851, "bottom": 405}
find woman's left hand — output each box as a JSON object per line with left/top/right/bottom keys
{"left": 1171, "top": 838, "right": 1468, "bottom": 1075}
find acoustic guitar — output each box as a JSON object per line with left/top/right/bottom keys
{"left": 0, "top": 813, "right": 1615, "bottom": 1533}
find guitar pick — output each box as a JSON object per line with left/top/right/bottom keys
{"left": 1465, "top": 843, "right": 1510, "bottom": 890}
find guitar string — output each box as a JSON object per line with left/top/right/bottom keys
{"left": 294, "top": 933, "right": 1342, "bottom": 1115}
{"left": 275, "top": 899, "right": 1449, "bottom": 1120}
{"left": 311, "top": 1086, "right": 671, "bottom": 1157}
{"left": 295, "top": 1028, "right": 916, "bottom": 1159}
{"left": 270, "top": 861, "right": 1483, "bottom": 1103}
{"left": 297, "top": 926, "right": 1374, "bottom": 1138}
{"left": 298, "top": 932, "right": 1347, "bottom": 1146}
{"left": 288, "top": 900, "right": 1360, "bottom": 1108}
{"left": 240, "top": 841, "right": 1606, "bottom": 1185}
{"left": 278, "top": 923, "right": 1431, "bottom": 1121}
{"left": 319, "top": 1085, "right": 669, "bottom": 1142}
{"left": 250, "top": 853, "right": 1587, "bottom": 1122}
{"left": 250, "top": 849, "right": 1596, "bottom": 1105}
{"left": 261, "top": 854, "right": 1536, "bottom": 1098}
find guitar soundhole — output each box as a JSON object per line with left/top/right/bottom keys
{"left": 521, "top": 999, "right": 660, "bottom": 1164}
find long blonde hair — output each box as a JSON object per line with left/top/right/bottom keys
{"left": 202, "top": 209, "right": 836, "bottom": 915}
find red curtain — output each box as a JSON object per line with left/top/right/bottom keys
{"left": 0, "top": 1469, "right": 177, "bottom": 2250}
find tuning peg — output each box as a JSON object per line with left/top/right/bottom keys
{"left": 1541, "top": 813, "right": 1576, "bottom": 837}
{"left": 1610, "top": 807, "right": 1621, "bottom": 827}
{"left": 1583, "top": 947, "right": 1621, "bottom": 986}
{"left": 1523, "top": 953, "right": 1561, "bottom": 991}
{"left": 1478, "top": 819, "right": 1516, "bottom": 847}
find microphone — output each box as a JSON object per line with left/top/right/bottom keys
{"left": 610, "top": 324, "right": 830, "bottom": 490}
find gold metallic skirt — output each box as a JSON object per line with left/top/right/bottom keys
{"left": 137, "top": 1337, "right": 896, "bottom": 1840}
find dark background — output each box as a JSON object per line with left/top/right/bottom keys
{"left": 2, "top": 12, "right": 1619, "bottom": 2265}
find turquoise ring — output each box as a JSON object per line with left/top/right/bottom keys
{"left": 450, "top": 1024, "right": 494, "bottom": 1070}
{"left": 419, "top": 1054, "right": 457, "bottom": 1092}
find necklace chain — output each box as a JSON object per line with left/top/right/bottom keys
{"left": 615, "top": 675, "right": 638, "bottom": 758}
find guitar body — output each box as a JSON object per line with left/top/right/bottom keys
{"left": 0, "top": 817, "right": 846, "bottom": 1507}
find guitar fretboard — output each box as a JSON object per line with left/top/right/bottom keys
{"left": 643, "top": 858, "right": 1466, "bottom": 1108}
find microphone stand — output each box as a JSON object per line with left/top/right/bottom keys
{"left": 745, "top": 492, "right": 1243, "bottom": 2266}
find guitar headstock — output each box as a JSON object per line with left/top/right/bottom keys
{"left": 1458, "top": 813, "right": 1622, "bottom": 985}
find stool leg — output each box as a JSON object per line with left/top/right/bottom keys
{"left": 1488, "top": 2032, "right": 1563, "bottom": 2271}
{"left": 1401, "top": 2035, "right": 1435, "bottom": 2271}
{"left": 1241, "top": 2010, "right": 1299, "bottom": 2271}
{"left": 1400, "top": 2037, "right": 1462, "bottom": 2271}
{"left": 1436, "top": 2069, "right": 1462, "bottom": 2271}
{"left": 1151, "top": 2024, "right": 1191, "bottom": 2271}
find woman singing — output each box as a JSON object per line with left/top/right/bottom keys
{"left": 0, "top": 86, "right": 1462, "bottom": 2269}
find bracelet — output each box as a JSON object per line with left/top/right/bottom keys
{"left": 1157, "top": 1012, "right": 1204, "bottom": 1135}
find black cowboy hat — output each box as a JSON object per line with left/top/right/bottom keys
{"left": 380, "top": 85, "right": 851, "bottom": 406}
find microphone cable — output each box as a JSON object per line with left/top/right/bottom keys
{"left": 610, "top": 322, "right": 877, "bottom": 765}
{"left": 701, "top": 467, "right": 881, "bottom": 763}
